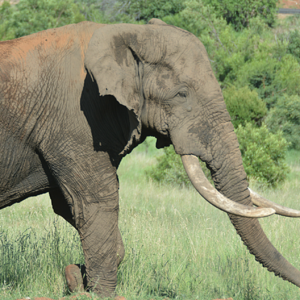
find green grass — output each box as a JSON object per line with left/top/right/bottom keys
{"left": 1, "top": 139, "right": 300, "bottom": 299}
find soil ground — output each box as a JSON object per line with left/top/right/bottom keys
{"left": 278, "top": 0, "right": 300, "bottom": 9}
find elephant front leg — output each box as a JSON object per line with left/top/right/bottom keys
{"left": 78, "top": 201, "right": 120, "bottom": 297}
{"left": 64, "top": 226, "right": 124, "bottom": 294}
{"left": 45, "top": 148, "right": 125, "bottom": 296}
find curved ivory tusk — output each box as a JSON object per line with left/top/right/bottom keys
{"left": 181, "top": 155, "right": 275, "bottom": 218}
{"left": 249, "top": 188, "right": 300, "bottom": 217}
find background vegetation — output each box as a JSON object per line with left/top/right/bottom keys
{"left": 1, "top": 1, "right": 300, "bottom": 299}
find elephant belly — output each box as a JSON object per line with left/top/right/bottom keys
{"left": 0, "top": 128, "right": 54, "bottom": 209}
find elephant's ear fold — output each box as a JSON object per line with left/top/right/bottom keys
{"left": 84, "top": 25, "right": 143, "bottom": 155}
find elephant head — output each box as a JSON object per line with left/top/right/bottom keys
{"left": 84, "top": 19, "right": 300, "bottom": 287}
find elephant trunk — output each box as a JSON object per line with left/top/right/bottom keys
{"left": 182, "top": 121, "right": 300, "bottom": 287}
{"left": 229, "top": 210, "right": 300, "bottom": 285}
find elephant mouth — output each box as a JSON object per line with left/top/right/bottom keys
{"left": 181, "top": 155, "right": 300, "bottom": 218}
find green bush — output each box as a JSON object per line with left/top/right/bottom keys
{"left": 231, "top": 54, "right": 300, "bottom": 108}
{"left": 0, "top": 0, "right": 85, "bottom": 41}
{"left": 147, "top": 146, "right": 212, "bottom": 187}
{"left": 74, "top": 0, "right": 109, "bottom": 23}
{"left": 287, "top": 29, "right": 300, "bottom": 63}
{"left": 273, "top": 54, "right": 300, "bottom": 97}
{"left": 113, "top": 0, "right": 185, "bottom": 23}
{"left": 202, "top": 0, "right": 277, "bottom": 30}
{"left": 265, "top": 94, "right": 300, "bottom": 150}
{"left": 0, "top": 1, "right": 15, "bottom": 40}
{"left": 223, "top": 85, "right": 267, "bottom": 128}
{"left": 231, "top": 57, "right": 280, "bottom": 108}
{"left": 235, "top": 122, "right": 289, "bottom": 187}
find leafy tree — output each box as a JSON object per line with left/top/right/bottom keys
{"left": 74, "top": 0, "right": 110, "bottom": 23}
{"left": 287, "top": 29, "right": 300, "bottom": 63}
{"left": 0, "top": 1, "right": 15, "bottom": 40}
{"left": 235, "top": 123, "right": 289, "bottom": 187}
{"left": 223, "top": 85, "right": 267, "bottom": 128}
{"left": 0, "top": 0, "right": 85, "bottom": 41}
{"left": 227, "top": 54, "right": 300, "bottom": 108}
{"left": 232, "top": 57, "right": 279, "bottom": 107}
{"left": 266, "top": 94, "right": 300, "bottom": 150}
{"left": 202, "top": 0, "right": 277, "bottom": 30}
{"left": 113, "top": 0, "right": 185, "bottom": 23}
{"left": 273, "top": 54, "right": 300, "bottom": 97}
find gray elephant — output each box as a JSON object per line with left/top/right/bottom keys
{"left": 1, "top": 19, "right": 300, "bottom": 297}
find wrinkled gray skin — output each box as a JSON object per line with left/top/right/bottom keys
{"left": 0, "top": 20, "right": 299, "bottom": 296}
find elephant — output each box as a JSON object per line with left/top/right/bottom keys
{"left": 1, "top": 19, "right": 300, "bottom": 297}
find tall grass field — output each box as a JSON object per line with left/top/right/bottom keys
{"left": 1, "top": 139, "right": 300, "bottom": 300}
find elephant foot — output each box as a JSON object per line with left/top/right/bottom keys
{"left": 65, "top": 264, "right": 125, "bottom": 299}
{"left": 65, "top": 264, "right": 86, "bottom": 293}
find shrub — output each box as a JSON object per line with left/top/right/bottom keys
{"left": 273, "top": 54, "right": 300, "bottom": 97}
{"left": 0, "top": 1, "right": 15, "bottom": 41}
{"left": 0, "top": 0, "right": 85, "bottom": 41}
{"left": 235, "top": 122, "right": 289, "bottom": 187}
{"left": 287, "top": 30, "right": 300, "bottom": 63}
{"left": 202, "top": 0, "right": 277, "bottom": 30}
{"left": 232, "top": 54, "right": 300, "bottom": 108}
{"left": 232, "top": 57, "right": 279, "bottom": 106}
{"left": 113, "top": 0, "right": 185, "bottom": 23}
{"left": 265, "top": 94, "right": 300, "bottom": 150}
{"left": 223, "top": 85, "right": 267, "bottom": 128}
{"left": 74, "top": 0, "right": 109, "bottom": 23}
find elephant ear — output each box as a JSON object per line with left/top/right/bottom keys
{"left": 84, "top": 25, "right": 145, "bottom": 155}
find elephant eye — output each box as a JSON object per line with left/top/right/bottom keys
{"left": 176, "top": 91, "right": 187, "bottom": 98}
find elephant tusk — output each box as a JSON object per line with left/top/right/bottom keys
{"left": 249, "top": 188, "right": 300, "bottom": 217}
{"left": 181, "top": 155, "right": 276, "bottom": 218}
